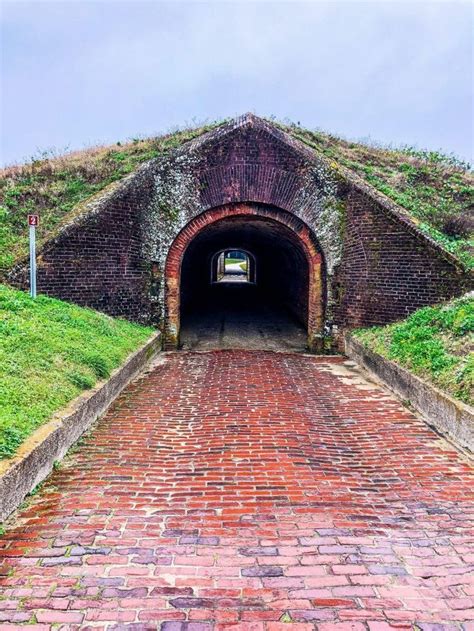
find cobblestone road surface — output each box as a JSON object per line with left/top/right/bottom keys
{"left": 1, "top": 351, "right": 473, "bottom": 630}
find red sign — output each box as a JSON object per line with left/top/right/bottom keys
{"left": 28, "top": 214, "right": 39, "bottom": 226}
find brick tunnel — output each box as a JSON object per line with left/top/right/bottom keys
{"left": 6, "top": 114, "right": 470, "bottom": 349}
{"left": 164, "top": 204, "right": 325, "bottom": 352}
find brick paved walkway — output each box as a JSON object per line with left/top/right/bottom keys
{"left": 1, "top": 351, "right": 473, "bottom": 630}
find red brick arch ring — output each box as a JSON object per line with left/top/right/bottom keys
{"left": 164, "top": 203, "right": 325, "bottom": 351}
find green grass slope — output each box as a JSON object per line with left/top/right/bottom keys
{"left": 0, "top": 122, "right": 221, "bottom": 272}
{"left": 282, "top": 122, "right": 474, "bottom": 269}
{"left": 354, "top": 295, "right": 473, "bottom": 404}
{"left": 0, "top": 285, "right": 154, "bottom": 459}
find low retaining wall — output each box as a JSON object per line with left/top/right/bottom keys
{"left": 345, "top": 333, "right": 473, "bottom": 454}
{"left": 0, "top": 332, "right": 161, "bottom": 522}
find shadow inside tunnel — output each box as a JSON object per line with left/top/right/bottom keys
{"left": 180, "top": 282, "right": 308, "bottom": 352}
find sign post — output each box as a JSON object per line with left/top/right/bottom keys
{"left": 28, "top": 214, "right": 39, "bottom": 298}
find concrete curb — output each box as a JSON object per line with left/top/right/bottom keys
{"left": 0, "top": 332, "right": 161, "bottom": 522}
{"left": 345, "top": 333, "right": 473, "bottom": 454}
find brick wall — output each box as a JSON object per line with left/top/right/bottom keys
{"left": 8, "top": 182, "right": 153, "bottom": 323}
{"left": 334, "top": 188, "right": 471, "bottom": 329}
{"left": 196, "top": 126, "right": 309, "bottom": 212}
{"left": 6, "top": 116, "right": 472, "bottom": 348}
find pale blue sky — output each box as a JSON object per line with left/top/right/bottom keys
{"left": 1, "top": 1, "right": 473, "bottom": 166}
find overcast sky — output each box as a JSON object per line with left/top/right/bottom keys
{"left": 1, "top": 0, "right": 473, "bottom": 166}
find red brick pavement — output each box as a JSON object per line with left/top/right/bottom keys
{"left": 0, "top": 350, "right": 473, "bottom": 630}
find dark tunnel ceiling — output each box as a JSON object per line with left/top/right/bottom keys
{"left": 182, "top": 215, "right": 309, "bottom": 260}
{"left": 179, "top": 214, "right": 313, "bottom": 327}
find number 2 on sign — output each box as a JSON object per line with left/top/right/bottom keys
{"left": 28, "top": 215, "right": 38, "bottom": 297}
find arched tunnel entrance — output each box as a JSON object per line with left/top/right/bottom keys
{"left": 164, "top": 204, "right": 325, "bottom": 352}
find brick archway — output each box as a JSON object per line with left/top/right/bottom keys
{"left": 164, "top": 203, "right": 325, "bottom": 351}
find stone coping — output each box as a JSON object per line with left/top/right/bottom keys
{"left": 345, "top": 333, "right": 473, "bottom": 455}
{"left": 0, "top": 332, "right": 161, "bottom": 522}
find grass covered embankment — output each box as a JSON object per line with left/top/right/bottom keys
{"left": 0, "top": 285, "right": 154, "bottom": 459}
{"left": 354, "top": 295, "right": 473, "bottom": 404}
{"left": 0, "top": 122, "right": 221, "bottom": 272}
{"left": 282, "top": 123, "right": 474, "bottom": 269}
{"left": 1, "top": 117, "right": 472, "bottom": 275}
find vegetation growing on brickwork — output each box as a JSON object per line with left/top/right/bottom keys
{"left": 279, "top": 122, "right": 474, "bottom": 269}
{"left": 0, "top": 122, "right": 223, "bottom": 272}
{"left": 0, "top": 285, "right": 154, "bottom": 458}
{"left": 354, "top": 295, "right": 474, "bottom": 403}
{"left": 1, "top": 116, "right": 472, "bottom": 272}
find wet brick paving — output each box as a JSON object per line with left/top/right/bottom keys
{"left": 0, "top": 350, "right": 473, "bottom": 630}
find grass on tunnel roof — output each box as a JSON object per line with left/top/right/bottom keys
{"left": 1, "top": 116, "right": 472, "bottom": 273}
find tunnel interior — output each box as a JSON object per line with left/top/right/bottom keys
{"left": 179, "top": 215, "right": 312, "bottom": 351}
{"left": 212, "top": 249, "right": 255, "bottom": 283}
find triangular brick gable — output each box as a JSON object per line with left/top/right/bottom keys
{"left": 6, "top": 114, "right": 472, "bottom": 345}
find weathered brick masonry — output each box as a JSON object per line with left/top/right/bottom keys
{"left": 164, "top": 204, "right": 324, "bottom": 350}
{"left": 7, "top": 114, "right": 472, "bottom": 347}
{"left": 7, "top": 176, "right": 155, "bottom": 321}
{"left": 335, "top": 188, "right": 470, "bottom": 328}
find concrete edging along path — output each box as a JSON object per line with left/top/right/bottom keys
{"left": 0, "top": 332, "right": 161, "bottom": 522}
{"left": 345, "top": 332, "right": 474, "bottom": 454}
